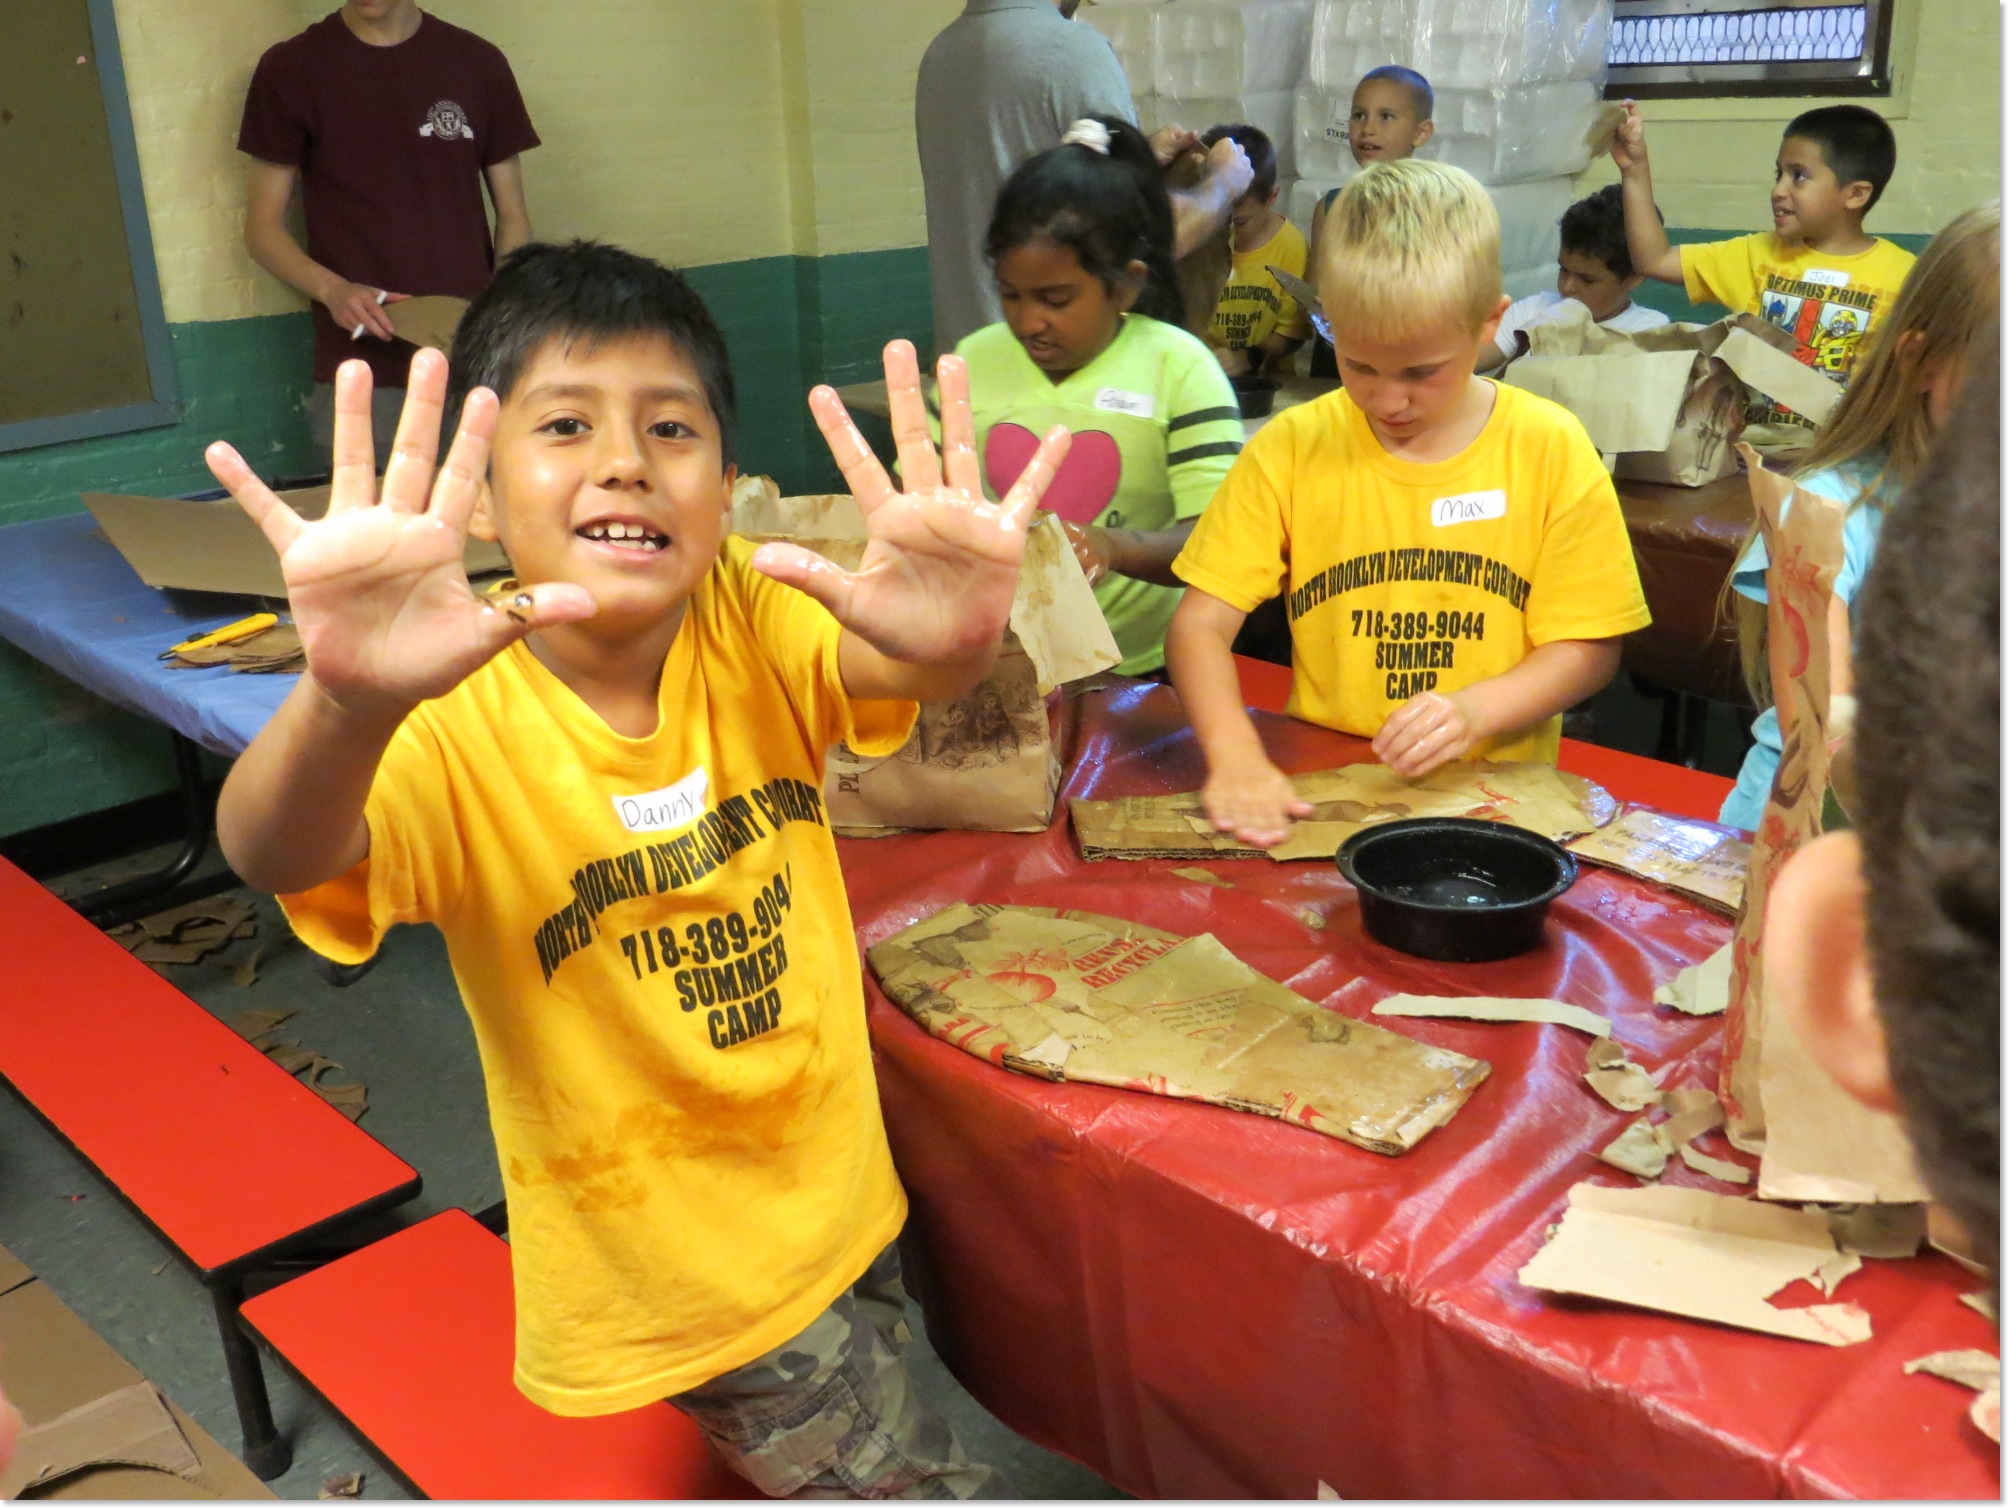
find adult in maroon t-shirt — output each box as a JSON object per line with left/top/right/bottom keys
{"left": 239, "top": 0, "right": 539, "bottom": 459}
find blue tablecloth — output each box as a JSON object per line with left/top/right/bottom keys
{"left": 0, "top": 513, "right": 291, "bottom": 758}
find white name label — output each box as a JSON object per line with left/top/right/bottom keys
{"left": 1800, "top": 268, "right": 1852, "bottom": 287}
{"left": 612, "top": 766, "right": 709, "bottom": 834}
{"left": 1093, "top": 386, "right": 1156, "bottom": 419}
{"left": 1431, "top": 489, "right": 1506, "bottom": 528}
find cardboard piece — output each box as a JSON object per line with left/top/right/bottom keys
{"left": 1567, "top": 809, "right": 1749, "bottom": 915}
{"left": 1601, "top": 1089, "right": 1736, "bottom": 1183}
{"left": 0, "top": 1384, "right": 202, "bottom": 1498}
{"left": 1371, "top": 993, "right": 1611, "bottom": 1037}
{"left": 1071, "top": 760, "right": 1615, "bottom": 862}
{"left": 1517, "top": 1183, "right": 1873, "bottom": 1346}
{"left": 0, "top": 1243, "right": 273, "bottom": 1499}
{"left": 1504, "top": 307, "right": 1843, "bottom": 486}
{"left": 1721, "top": 456, "right": 1928, "bottom": 1199}
{"left": 869, "top": 904, "right": 1491, "bottom": 1156}
{"left": 1598, "top": 1117, "right": 1671, "bottom": 1179}
{"left": 1904, "top": 1350, "right": 2001, "bottom": 1393}
{"left": 1679, "top": 1143, "right": 1754, "bottom": 1185}
{"left": 732, "top": 481, "right": 1120, "bottom": 835}
{"left": 1584, "top": 1039, "right": 1660, "bottom": 1111}
{"left": 385, "top": 294, "right": 468, "bottom": 353}
{"left": 86, "top": 485, "right": 508, "bottom": 601}
{"left": 1169, "top": 866, "right": 1234, "bottom": 888}
{"left": 1654, "top": 943, "right": 1732, "bottom": 1015}
{"left": 1961, "top": 1291, "right": 1997, "bottom": 1323}
{"left": 319, "top": 1471, "right": 366, "bottom": 1500}
{"left": 1972, "top": 1386, "right": 2001, "bottom": 1444}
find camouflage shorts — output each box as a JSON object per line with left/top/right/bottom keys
{"left": 670, "top": 1243, "right": 1008, "bottom": 1500}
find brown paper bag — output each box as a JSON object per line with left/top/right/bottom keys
{"left": 1070, "top": 760, "right": 1615, "bottom": 862}
{"left": 730, "top": 478, "right": 1121, "bottom": 834}
{"left": 1718, "top": 450, "right": 1926, "bottom": 1200}
{"left": 1505, "top": 307, "right": 1845, "bottom": 486}
{"left": 869, "top": 903, "right": 1490, "bottom": 1154}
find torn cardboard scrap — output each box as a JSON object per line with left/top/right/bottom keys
{"left": 0, "top": 1383, "right": 202, "bottom": 1498}
{"left": 1518, "top": 1182, "right": 1872, "bottom": 1345}
{"left": 1567, "top": 810, "right": 1749, "bottom": 915}
{"left": 113, "top": 898, "right": 258, "bottom": 968}
{"left": 733, "top": 480, "right": 1120, "bottom": 834}
{"left": 1597, "top": 1088, "right": 1736, "bottom": 1182}
{"left": 1584, "top": 1039, "right": 1659, "bottom": 1111}
{"left": 1823, "top": 1202, "right": 1926, "bottom": 1259}
{"left": 385, "top": 294, "right": 468, "bottom": 353}
{"left": 1904, "top": 1350, "right": 2000, "bottom": 1393}
{"left": 1169, "top": 867, "right": 1233, "bottom": 888}
{"left": 1071, "top": 760, "right": 1615, "bottom": 862}
{"left": 167, "top": 622, "right": 303, "bottom": 674}
{"left": 1371, "top": 993, "right": 1610, "bottom": 1037}
{"left": 1654, "top": 943, "right": 1732, "bottom": 1015}
{"left": 869, "top": 903, "right": 1490, "bottom": 1155}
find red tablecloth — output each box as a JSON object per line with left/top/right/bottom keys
{"left": 841, "top": 684, "right": 1996, "bottom": 1499}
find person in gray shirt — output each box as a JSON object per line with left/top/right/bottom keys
{"left": 917, "top": 0, "right": 1250, "bottom": 352}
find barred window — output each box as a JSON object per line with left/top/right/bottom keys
{"left": 1606, "top": 0, "right": 1895, "bottom": 98}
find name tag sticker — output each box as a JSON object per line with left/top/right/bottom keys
{"left": 613, "top": 766, "right": 709, "bottom": 834}
{"left": 1093, "top": 387, "right": 1156, "bottom": 419}
{"left": 1431, "top": 489, "right": 1507, "bottom": 528}
{"left": 1801, "top": 268, "right": 1852, "bottom": 288}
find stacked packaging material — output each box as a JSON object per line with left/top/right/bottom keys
{"left": 1087, "top": 0, "right": 1312, "bottom": 195}
{"left": 1298, "top": 0, "right": 1614, "bottom": 300}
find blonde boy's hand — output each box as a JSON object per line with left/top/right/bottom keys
{"left": 753, "top": 339, "right": 1070, "bottom": 664}
{"left": 1610, "top": 100, "right": 1648, "bottom": 175}
{"left": 204, "top": 350, "right": 596, "bottom": 719}
{"left": 1202, "top": 752, "right": 1314, "bottom": 850}
{"left": 1373, "top": 690, "right": 1481, "bottom": 779}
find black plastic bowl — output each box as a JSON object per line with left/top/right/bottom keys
{"left": 1336, "top": 817, "right": 1578, "bottom": 963}
{"left": 1231, "top": 375, "right": 1279, "bottom": 418}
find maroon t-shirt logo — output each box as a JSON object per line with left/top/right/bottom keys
{"left": 420, "top": 100, "right": 474, "bottom": 141}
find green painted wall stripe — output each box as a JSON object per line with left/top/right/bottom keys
{"left": 0, "top": 225, "right": 1946, "bottom": 837}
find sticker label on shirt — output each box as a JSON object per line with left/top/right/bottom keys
{"left": 1431, "top": 490, "right": 1507, "bottom": 528}
{"left": 1799, "top": 268, "right": 1851, "bottom": 288}
{"left": 1093, "top": 387, "right": 1156, "bottom": 419}
{"left": 612, "top": 766, "right": 709, "bottom": 834}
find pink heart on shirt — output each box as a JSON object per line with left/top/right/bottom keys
{"left": 984, "top": 424, "right": 1123, "bottom": 526}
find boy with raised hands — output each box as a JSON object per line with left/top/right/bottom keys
{"left": 205, "top": 240, "right": 1065, "bottom": 1498}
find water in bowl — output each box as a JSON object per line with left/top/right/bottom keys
{"left": 1387, "top": 870, "right": 1511, "bottom": 907}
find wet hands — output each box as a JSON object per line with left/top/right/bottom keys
{"left": 1373, "top": 689, "right": 1481, "bottom": 779}
{"left": 751, "top": 340, "right": 1071, "bottom": 664}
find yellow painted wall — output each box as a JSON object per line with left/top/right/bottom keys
{"left": 1577, "top": 0, "right": 2001, "bottom": 237}
{"left": 109, "top": 0, "right": 957, "bottom": 327}
{"left": 778, "top": 0, "right": 960, "bottom": 257}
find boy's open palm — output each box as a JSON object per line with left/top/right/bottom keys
{"left": 752, "top": 341, "right": 1071, "bottom": 664}
{"left": 204, "top": 351, "right": 594, "bottom": 718}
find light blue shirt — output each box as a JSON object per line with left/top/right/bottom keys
{"left": 1717, "top": 460, "right": 1888, "bottom": 830}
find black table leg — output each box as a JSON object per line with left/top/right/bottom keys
{"left": 71, "top": 732, "right": 238, "bottom": 930}
{"left": 211, "top": 1276, "right": 292, "bottom": 1481}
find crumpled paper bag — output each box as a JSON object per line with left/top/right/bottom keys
{"left": 1505, "top": 305, "right": 1846, "bottom": 485}
{"left": 869, "top": 903, "right": 1490, "bottom": 1155}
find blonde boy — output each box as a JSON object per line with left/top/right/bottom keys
{"left": 1167, "top": 161, "right": 1651, "bottom": 847}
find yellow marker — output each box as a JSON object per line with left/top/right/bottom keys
{"left": 161, "top": 612, "right": 278, "bottom": 660}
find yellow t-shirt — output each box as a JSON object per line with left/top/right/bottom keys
{"left": 280, "top": 536, "right": 918, "bottom": 1415}
{"left": 1173, "top": 382, "right": 1652, "bottom": 763}
{"left": 1210, "top": 218, "right": 1314, "bottom": 353}
{"left": 1682, "top": 232, "right": 1916, "bottom": 428}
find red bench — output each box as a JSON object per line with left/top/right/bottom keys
{"left": 242, "top": 1209, "right": 759, "bottom": 1499}
{"left": 0, "top": 856, "right": 420, "bottom": 1478}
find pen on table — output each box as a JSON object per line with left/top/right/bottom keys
{"left": 160, "top": 612, "right": 279, "bottom": 660}
{"left": 351, "top": 288, "right": 388, "bottom": 340}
